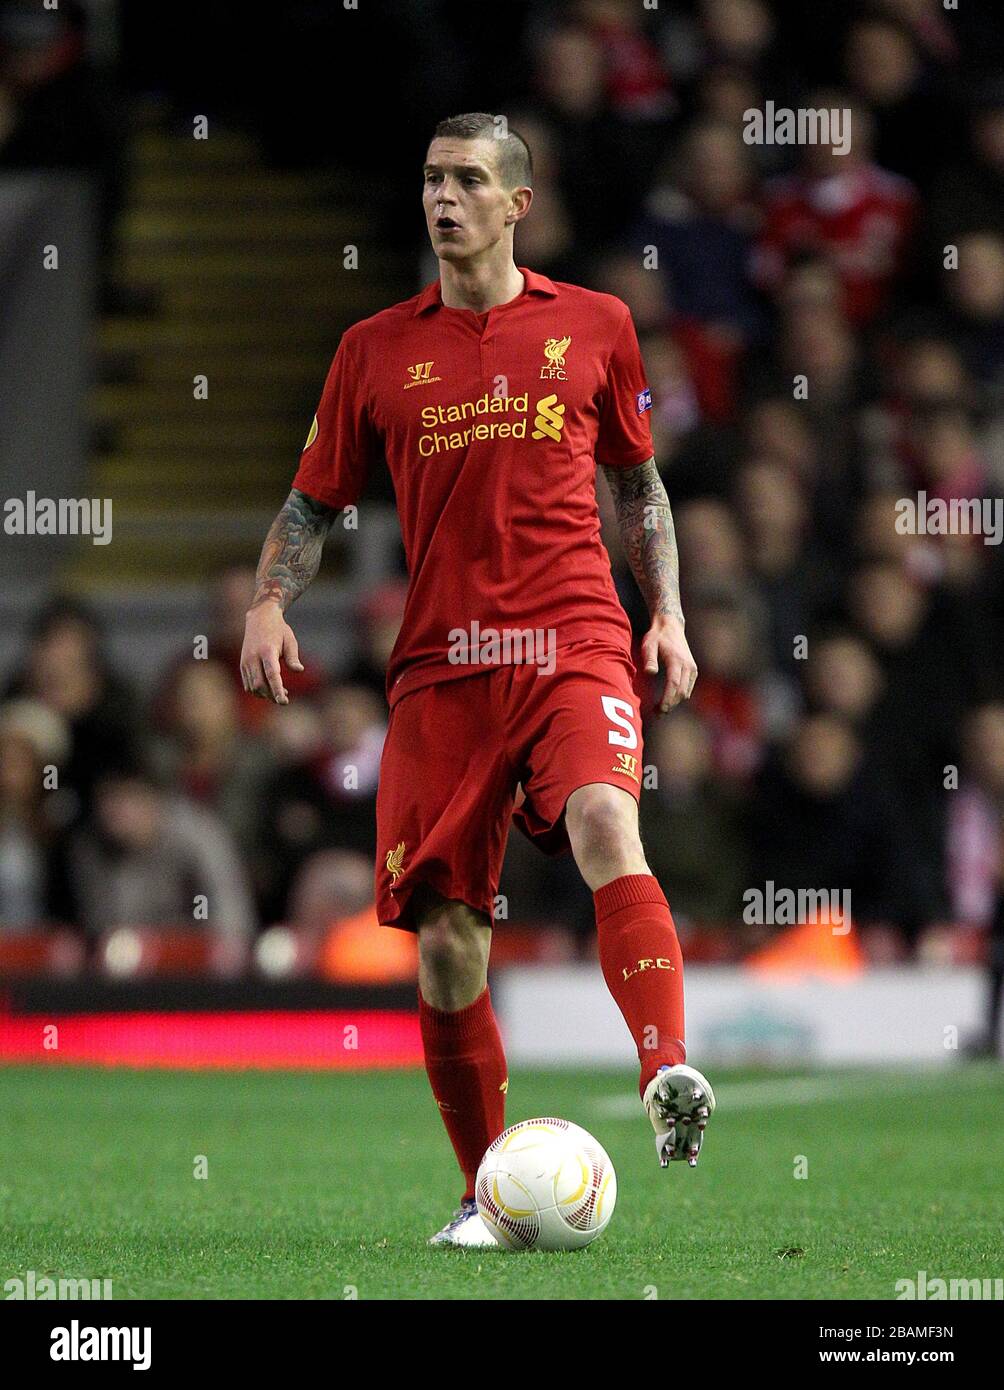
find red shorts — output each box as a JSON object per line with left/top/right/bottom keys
{"left": 375, "top": 639, "right": 643, "bottom": 929}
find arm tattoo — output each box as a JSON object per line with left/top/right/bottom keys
{"left": 249, "top": 488, "right": 337, "bottom": 613}
{"left": 602, "top": 457, "right": 685, "bottom": 624}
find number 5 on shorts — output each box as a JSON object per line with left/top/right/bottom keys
{"left": 601, "top": 695, "right": 638, "bottom": 749}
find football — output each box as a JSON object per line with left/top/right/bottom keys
{"left": 475, "top": 1117, "right": 617, "bottom": 1251}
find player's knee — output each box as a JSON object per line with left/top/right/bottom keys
{"left": 418, "top": 918, "right": 468, "bottom": 978}
{"left": 416, "top": 899, "right": 490, "bottom": 995}
{"left": 567, "top": 787, "right": 637, "bottom": 860}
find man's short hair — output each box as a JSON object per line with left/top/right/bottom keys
{"left": 432, "top": 112, "right": 533, "bottom": 189}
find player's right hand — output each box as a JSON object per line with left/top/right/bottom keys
{"left": 240, "top": 601, "right": 304, "bottom": 705}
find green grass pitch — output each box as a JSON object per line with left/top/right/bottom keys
{"left": 1, "top": 1063, "right": 1001, "bottom": 1300}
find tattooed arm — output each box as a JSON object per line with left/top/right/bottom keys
{"left": 602, "top": 457, "right": 697, "bottom": 712}
{"left": 249, "top": 488, "right": 336, "bottom": 613}
{"left": 240, "top": 488, "right": 337, "bottom": 703}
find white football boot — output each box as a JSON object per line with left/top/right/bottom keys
{"left": 643, "top": 1063, "right": 716, "bottom": 1168}
{"left": 428, "top": 1199, "right": 499, "bottom": 1248}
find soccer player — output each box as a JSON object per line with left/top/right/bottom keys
{"left": 241, "top": 113, "right": 716, "bottom": 1246}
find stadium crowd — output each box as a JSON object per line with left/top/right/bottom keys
{"left": 1, "top": 1, "right": 1003, "bottom": 994}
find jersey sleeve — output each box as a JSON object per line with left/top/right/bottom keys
{"left": 595, "top": 308, "right": 655, "bottom": 470}
{"left": 291, "top": 334, "right": 378, "bottom": 509}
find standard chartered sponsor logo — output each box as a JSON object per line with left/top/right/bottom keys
{"left": 417, "top": 391, "right": 564, "bottom": 455}
{"left": 531, "top": 393, "right": 565, "bottom": 441}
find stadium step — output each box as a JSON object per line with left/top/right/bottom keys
{"left": 93, "top": 384, "right": 311, "bottom": 419}
{"left": 130, "top": 171, "right": 367, "bottom": 206}
{"left": 116, "top": 248, "right": 376, "bottom": 282}
{"left": 99, "top": 319, "right": 341, "bottom": 352}
{"left": 115, "top": 351, "right": 329, "bottom": 385}
{"left": 120, "top": 209, "right": 367, "bottom": 242}
{"left": 73, "top": 106, "right": 412, "bottom": 586}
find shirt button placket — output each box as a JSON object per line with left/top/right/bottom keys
{"left": 480, "top": 320, "right": 495, "bottom": 386}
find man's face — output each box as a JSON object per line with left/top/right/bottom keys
{"left": 423, "top": 136, "right": 526, "bottom": 262}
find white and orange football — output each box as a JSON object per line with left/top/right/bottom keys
{"left": 475, "top": 1118, "right": 617, "bottom": 1252}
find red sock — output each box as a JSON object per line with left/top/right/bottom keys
{"left": 419, "top": 986, "right": 508, "bottom": 1202}
{"left": 594, "top": 874, "right": 686, "bottom": 1097}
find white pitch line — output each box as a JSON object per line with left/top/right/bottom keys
{"left": 593, "top": 1067, "right": 1002, "bottom": 1120}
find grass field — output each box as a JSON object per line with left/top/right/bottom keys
{"left": 1, "top": 1063, "right": 1002, "bottom": 1300}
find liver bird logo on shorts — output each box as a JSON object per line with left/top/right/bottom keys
{"left": 385, "top": 841, "right": 407, "bottom": 884}
{"left": 540, "top": 335, "right": 571, "bottom": 379}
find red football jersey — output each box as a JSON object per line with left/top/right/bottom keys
{"left": 292, "top": 267, "right": 654, "bottom": 706}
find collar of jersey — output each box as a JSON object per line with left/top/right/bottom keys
{"left": 412, "top": 265, "right": 557, "bottom": 316}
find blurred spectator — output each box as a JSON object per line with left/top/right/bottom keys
{"left": 873, "top": 0, "right": 960, "bottom": 67}
{"left": 946, "top": 703, "right": 1004, "bottom": 930}
{"left": 640, "top": 707, "right": 749, "bottom": 922}
{"left": 287, "top": 848, "right": 418, "bottom": 983}
{"left": 289, "top": 848, "right": 374, "bottom": 936}
{"left": 579, "top": 0, "right": 674, "bottom": 122}
{"left": 751, "top": 713, "right": 913, "bottom": 928}
{"left": 743, "top": 394, "right": 854, "bottom": 550}
{"left": 632, "top": 118, "right": 764, "bottom": 423}
{"left": 699, "top": 0, "right": 773, "bottom": 63}
{"left": 695, "top": 62, "right": 763, "bottom": 138}
{"left": 60, "top": 767, "right": 256, "bottom": 940}
{"left": 575, "top": 0, "right": 675, "bottom": 214}
{"left": 0, "top": 0, "right": 126, "bottom": 303}
{"left": 845, "top": 560, "right": 979, "bottom": 920}
{"left": 985, "top": 876, "right": 1004, "bottom": 1058}
{"left": 531, "top": 20, "right": 645, "bottom": 245}
{"left": 257, "top": 684, "right": 386, "bottom": 921}
{"left": 151, "top": 658, "right": 275, "bottom": 859}
{"left": 342, "top": 581, "right": 408, "bottom": 703}
{"left": 842, "top": 14, "right": 958, "bottom": 189}
{"left": 773, "top": 282, "right": 865, "bottom": 417}
{"left": 2, "top": 597, "right": 143, "bottom": 822}
{"left": 685, "top": 591, "right": 767, "bottom": 779}
{"left": 924, "top": 87, "right": 1004, "bottom": 278}
{"left": 864, "top": 336, "right": 975, "bottom": 490}
{"left": 905, "top": 400, "right": 988, "bottom": 504}
{"left": 802, "top": 631, "right": 885, "bottom": 728}
{"left": 735, "top": 457, "right": 837, "bottom": 670}
{"left": 636, "top": 118, "right": 761, "bottom": 341}
{"left": 0, "top": 699, "right": 69, "bottom": 928}
{"left": 894, "top": 335, "right": 971, "bottom": 411}
{"left": 506, "top": 111, "right": 584, "bottom": 283}
{"left": 751, "top": 94, "right": 918, "bottom": 325}
{"left": 939, "top": 231, "right": 1004, "bottom": 389}
{"left": 677, "top": 498, "right": 748, "bottom": 593}
{"left": 637, "top": 332, "right": 703, "bottom": 457}
{"left": 197, "top": 566, "right": 326, "bottom": 731}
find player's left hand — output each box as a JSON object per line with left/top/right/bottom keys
{"left": 641, "top": 613, "right": 697, "bottom": 714}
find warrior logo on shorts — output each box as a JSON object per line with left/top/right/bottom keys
{"left": 612, "top": 752, "right": 639, "bottom": 784}
{"left": 385, "top": 840, "right": 407, "bottom": 884}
